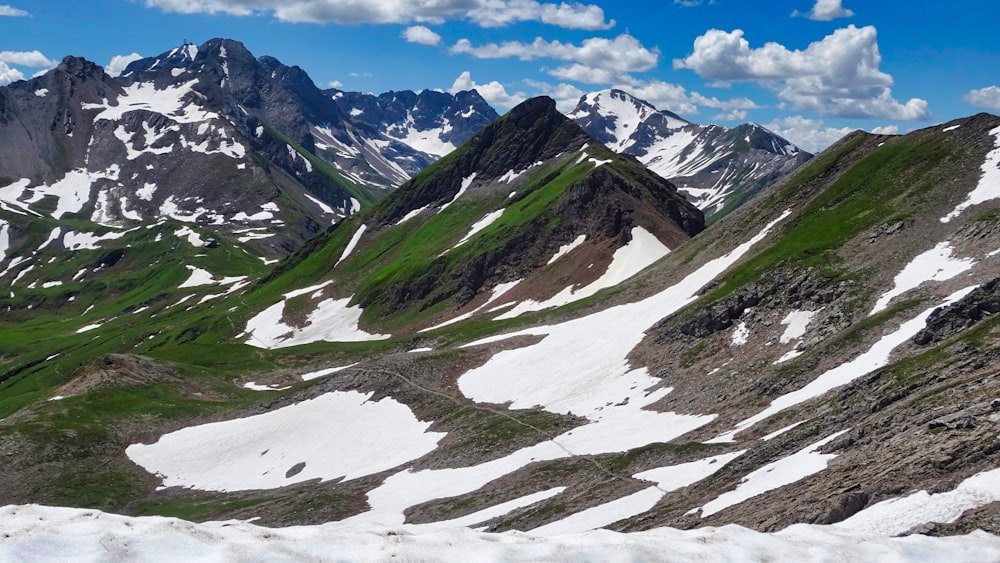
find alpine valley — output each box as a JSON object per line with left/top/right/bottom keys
{"left": 3, "top": 38, "right": 1000, "bottom": 560}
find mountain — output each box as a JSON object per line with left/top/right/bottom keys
{"left": 327, "top": 88, "right": 499, "bottom": 186}
{"left": 246, "top": 95, "right": 703, "bottom": 338}
{"left": 0, "top": 38, "right": 498, "bottom": 263}
{"left": 569, "top": 89, "right": 812, "bottom": 220}
{"left": 3, "top": 56, "right": 1000, "bottom": 556}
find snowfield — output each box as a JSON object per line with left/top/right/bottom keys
{"left": 125, "top": 391, "right": 444, "bottom": 492}
{"left": 3, "top": 504, "right": 1000, "bottom": 562}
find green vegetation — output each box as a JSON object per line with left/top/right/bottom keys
{"left": 700, "top": 134, "right": 952, "bottom": 306}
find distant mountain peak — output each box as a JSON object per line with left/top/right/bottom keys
{"left": 569, "top": 89, "right": 811, "bottom": 219}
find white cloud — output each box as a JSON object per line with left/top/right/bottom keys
{"left": 765, "top": 116, "right": 899, "bottom": 153}
{"left": 452, "top": 34, "right": 658, "bottom": 84}
{"left": 0, "top": 61, "right": 24, "bottom": 85}
{"left": 763, "top": 116, "right": 855, "bottom": 153}
{"left": 0, "top": 4, "right": 28, "bottom": 16}
{"left": 328, "top": 80, "right": 343, "bottom": 89}
{"left": 450, "top": 71, "right": 525, "bottom": 110}
{"left": 964, "top": 86, "right": 1000, "bottom": 112}
{"left": 402, "top": 25, "right": 442, "bottom": 46}
{"left": 524, "top": 80, "right": 586, "bottom": 113}
{"left": 0, "top": 50, "right": 56, "bottom": 67}
{"left": 714, "top": 109, "right": 748, "bottom": 121}
{"left": 143, "top": 0, "right": 613, "bottom": 29}
{"left": 674, "top": 25, "right": 930, "bottom": 120}
{"left": 870, "top": 125, "right": 899, "bottom": 135}
{"left": 793, "top": 0, "right": 854, "bottom": 21}
{"left": 106, "top": 53, "right": 143, "bottom": 77}
{"left": 618, "top": 80, "right": 699, "bottom": 116}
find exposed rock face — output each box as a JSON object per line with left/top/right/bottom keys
{"left": 913, "top": 278, "right": 1000, "bottom": 345}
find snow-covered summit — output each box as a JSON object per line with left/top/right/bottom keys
{"left": 569, "top": 89, "right": 811, "bottom": 218}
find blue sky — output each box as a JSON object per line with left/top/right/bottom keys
{"left": 1, "top": 0, "right": 999, "bottom": 152}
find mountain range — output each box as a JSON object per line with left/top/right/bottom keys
{"left": 569, "top": 89, "right": 812, "bottom": 219}
{"left": 2, "top": 37, "right": 1000, "bottom": 559}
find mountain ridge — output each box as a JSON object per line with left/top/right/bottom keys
{"left": 569, "top": 89, "right": 812, "bottom": 219}
{"left": 3, "top": 37, "right": 1000, "bottom": 554}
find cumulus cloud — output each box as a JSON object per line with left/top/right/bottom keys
{"left": 763, "top": 116, "right": 854, "bottom": 153}
{"left": 402, "top": 25, "right": 442, "bottom": 46}
{"left": 714, "top": 109, "right": 748, "bottom": 121}
{"left": 143, "top": 0, "right": 613, "bottom": 29}
{"left": 0, "top": 50, "right": 56, "bottom": 68}
{"left": 597, "top": 79, "right": 759, "bottom": 118}
{"left": 674, "top": 25, "right": 929, "bottom": 120}
{"left": 328, "top": 80, "right": 343, "bottom": 89}
{"left": 793, "top": 0, "right": 854, "bottom": 21}
{"left": 524, "top": 79, "right": 586, "bottom": 112}
{"left": 870, "top": 125, "right": 899, "bottom": 135}
{"left": 0, "top": 4, "right": 27, "bottom": 16}
{"left": 450, "top": 71, "right": 526, "bottom": 110}
{"left": 106, "top": 53, "right": 143, "bottom": 77}
{"left": 763, "top": 115, "right": 897, "bottom": 153}
{"left": 452, "top": 34, "right": 658, "bottom": 84}
{"left": 964, "top": 86, "right": 1000, "bottom": 112}
{"left": 0, "top": 61, "right": 24, "bottom": 85}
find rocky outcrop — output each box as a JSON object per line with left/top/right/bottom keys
{"left": 913, "top": 278, "right": 1000, "bottom": 345}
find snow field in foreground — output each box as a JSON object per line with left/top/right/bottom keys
{"left": 125, "top": 391, "right": 444, "bottom": 492}
{"left": 4, "top": 504, "right": 1000, "bottom": 563}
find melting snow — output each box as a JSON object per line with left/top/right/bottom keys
{"left": 34, "top": 88, "right": 48, "bottom": 97}
{"left": 0, "top": 220, "right": 8, "bottom": 263}
{"left": 730, "top": 321, "right": 750, "bottom": 346}
{"left": 335, "top": 211, "right": 790, "bottom": 526}
{"left": 779, "top": 310, "right": 819, "bottom": 343}
{"left": 497, "top": 227, "right": 669, "bottom": 319}
{"left": 299, "top": 363, "right": 358, "bottom": 381}
{"left": 547, "top": 235, "right": 587, "bottom": 265}
{"left": 721, "top": 286, "right": 979, "bottom": 437}
{"left": 394, "top": 205, "right": 431, "bottom": 226}
{"left": 870, "top": 241, "right": 976, "bottom": 314}
{"left": 126, "top": 391, "right": 443, "bottom": 492}
{"left": 3, "top": 505, "right": 1000, "bottom": 561}
{"left": 173, "top": 227, "right": 204, "bottom": 247}
{"left": 835, "top": 466, "right": 1000, "bottom": 536}
{"left": 533, "top": 451, "right": 746, "bottom": 536}
{"left": 76, "top": 322, "right": 104, "bottom": 334}
{"left": 439, "top": 173, "right": 477, "bottom": 212}
{"left": 452, "top": 209, "right": 504, "bottom": 249}
{"left": 244, "top": 288, "right": 387, "bottom": 349}
{"left": 700, "top": 430, "right": 848, "bottom": 517}
{"left": 943, "top": 124, "right": 962, "bottom": 132}
{"left": 942, "top": 125, "right": 1000, "bottom": 222}
{"left": 62, "top": 230, "right": 126, "bottom": 251}
{"left": 335, "top": 224, "right": 367, "bottom": 266}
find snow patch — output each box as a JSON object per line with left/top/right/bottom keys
{"left": 547, "top": 235, "right": 587, "bottom": 265}
{"left": 497, "top": 227, "right": 669, "bottom": 319}
{"left": 779, "top": 310, "right": 819, "bottom": 343}
{"left": 126, "top": 390, "right": 444, "bottom": 492}
{"left": 730, "top": 321, "right": 750, "bottom": 346}
{"left": 942, "top": 125, "right": 1000, "bottom": 222}
{"left": 335, "top": 224, "right": 367, "bottom": 266}
{"left": 439, "top": 173, "right": 476, "bottom": 212}
{"left": 452, "top": 209, "right": 504, "bottom": 249}
{"left": 700, "top": 430, "right": 848, "bottom": 517}
{"left": 870, "top": 242, "right": 975, "bottom": 314}
{"left": 835, "top": 466, "right": 1000, "bottom": 536}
